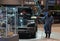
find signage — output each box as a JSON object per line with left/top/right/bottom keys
{"left": 48, "top": 0, "right": 56, "bottom": 6}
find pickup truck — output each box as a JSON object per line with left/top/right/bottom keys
{"left": 17, "top": 7, "right": 37, "bottom": 39}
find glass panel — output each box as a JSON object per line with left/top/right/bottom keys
{"left": 0, "top": 7, "right": 6, "bottom": 38}
{"left": 0, "top": 7, "right": 18, "bottom": 38}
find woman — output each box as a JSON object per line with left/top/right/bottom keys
{"left": 44, "top": 11, "right": 54, "bottom": 38}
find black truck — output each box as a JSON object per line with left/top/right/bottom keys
{"left": 17, "top": 7, "right": 37, "bottom": 39}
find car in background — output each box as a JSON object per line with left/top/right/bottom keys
{"left": 52, "top": 10, "right": 60, "bottom": 23}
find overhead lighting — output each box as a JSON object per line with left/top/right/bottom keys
{"left": 25, "top": 2, "right": 35, "bottom": 4}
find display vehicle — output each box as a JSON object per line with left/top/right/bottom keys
{"left": 17, "top": 7, "right": 37, "bottom": 39}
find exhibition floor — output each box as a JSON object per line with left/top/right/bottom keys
{"left": 19, "top": 24, "right": 60, "bottom": 41}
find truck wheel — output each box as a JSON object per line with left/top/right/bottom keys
{"left": 31, "top": 33, "right": 36, "bottom": 38}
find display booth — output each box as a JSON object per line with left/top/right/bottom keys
{"left": 0, "top": 7, "right": 19, "bottom": 41}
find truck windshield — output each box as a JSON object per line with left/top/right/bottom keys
{"left": 17, "top": 7, "right": 33, "bottom": 27}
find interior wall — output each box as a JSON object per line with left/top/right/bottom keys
{"left": 0, "top": 0, "right": 36, "bottom": 5}
{"left": 0, "top": 0, "right": 21, "bottom": 5}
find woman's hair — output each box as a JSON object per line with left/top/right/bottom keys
{"left": 48, "top": 10, "right": 53, "bottom": 16}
